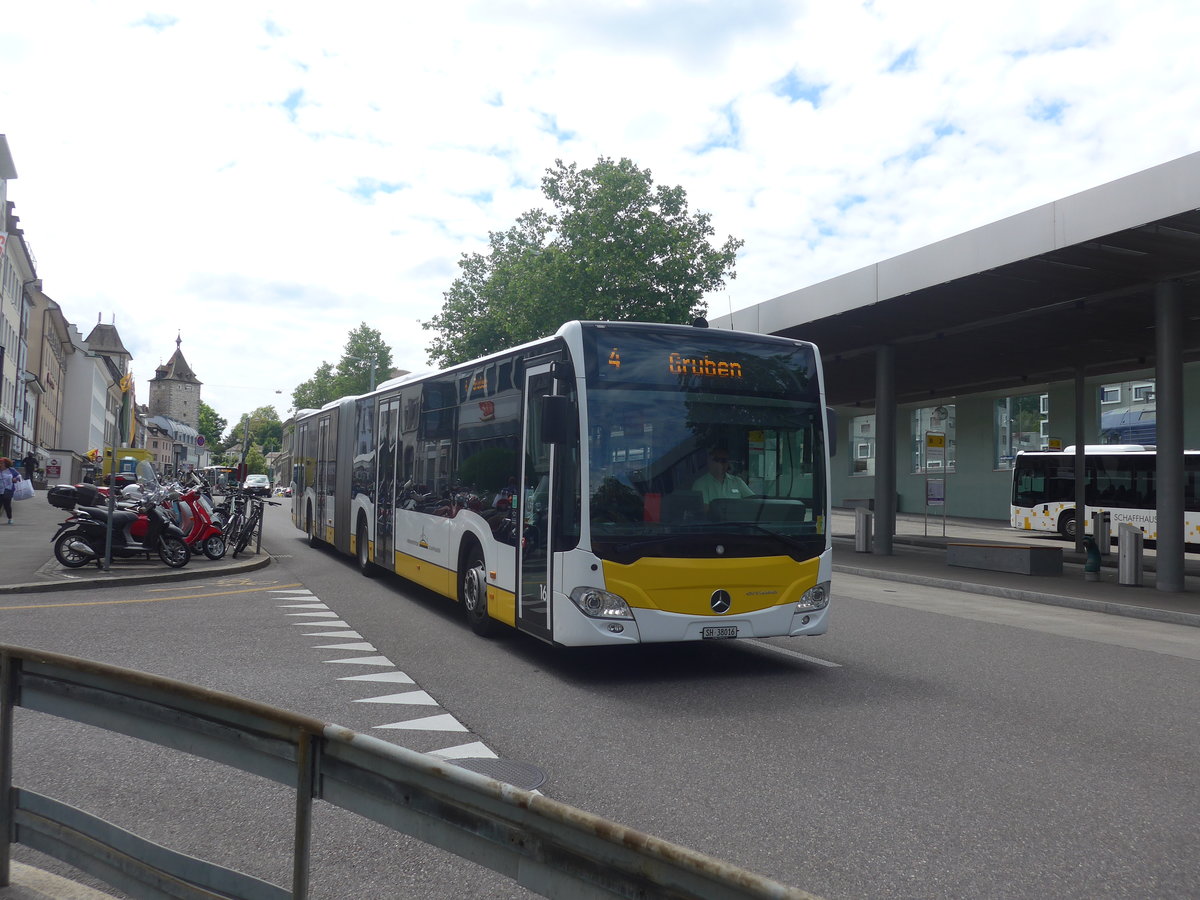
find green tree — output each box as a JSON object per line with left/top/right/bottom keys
{"left": 244, "top": 445, "right": 268, "bottom": 476}
{"left": 333, "top": 323, "right": 394, "bottom": 396}
{"left": 225, "top": 406, "right": 283, "bottom": 461}
{"left": 197, "top": 402, "right": 226, "bottom": 455}
{"left": 290, "top": 325, "right": 396, "bottom": 409}
{"left": 423, "top": 156, "right": 743, "bottom": 366}
{"left": 292, "top": 361, "right": 338, "bottom": 412}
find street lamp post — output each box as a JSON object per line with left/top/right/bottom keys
{"left": 345, "top": 355, "right": 378, "bottom": 392}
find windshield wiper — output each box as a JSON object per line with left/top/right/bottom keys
{"left": 714, "top": 521, "right": 806, "bottom": 554}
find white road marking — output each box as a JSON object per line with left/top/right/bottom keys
{"left": 291, "top": 620, "right": 351, "bottom": 628}
{"left": 303, "top": 630, "right": 363, "bottom": 638}
{"left": 355, "top": 690, "right": 438, "bottom": 705}
{"left": 312, "top": 641, "right": 377, "bottom": 651}
{"left": 323, "top": 655, "right": 395, "bottom": 666}
{"left": 377, "top": 713, "right": 468, "bottom": 732}
{"left": 746, "top": 639, "right": 842, "bottom": 668}
{"left": 282, "top": 594, "right": 507, "bottom": 760}
{"left": 431, "top": 741, "right": 498, "bottom": 760}
{"left": 338, "top": 671, "right": 415, "bottom": 684}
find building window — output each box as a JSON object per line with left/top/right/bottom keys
{"left": 850, "top": 414, "right": 874, "bottom": 476}
{"left": 994, "top": 393, "right": 1048, "bottom": 470}
{"left": 912, "top": 405, "right": 956, "bottom": 473}
{"left": 1100, "top": 385, "right": 1121, "bottom": 404}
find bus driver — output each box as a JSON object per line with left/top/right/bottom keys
{"left": 692, "top": 447, "right": 754, "bottom": 510}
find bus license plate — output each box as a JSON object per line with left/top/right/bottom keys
{"left": 702, "top": 626, "right": 738, "bottom": 640}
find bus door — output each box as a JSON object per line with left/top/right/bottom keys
{"left": 314, "top": 415, "right": 330, "bottom": 536}
{"left": 518, "top": 364, "right": 556, "bottom": 639}
{"left": 375, "top": 399, "right": 399, "bottom": 568}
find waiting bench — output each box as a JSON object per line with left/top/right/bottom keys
{"left": 946, "top": 542, "right": 1063, "bottom": 576}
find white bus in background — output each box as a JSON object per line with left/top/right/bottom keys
{"left": 1010, "top": 445, "right": 1200, "bottom": 543}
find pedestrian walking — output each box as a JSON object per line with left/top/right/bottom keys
{"left": 22, "top": 451, "right": 36, "bottom": 482}
{"left": 0, "top": 458, "right": 16, "bottom": 524}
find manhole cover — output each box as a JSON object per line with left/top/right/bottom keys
{"left": 447, "top": 757, "right": 546, "bottom": 791}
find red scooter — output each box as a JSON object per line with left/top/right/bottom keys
{"left": 170, "top": 484, "right": 226, "bottom": 560}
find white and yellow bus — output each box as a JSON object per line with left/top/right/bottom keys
{"left": 1010, "top": 445, "right": 1200, "bottom": 542}
{"left": 292, "top": 320, "right": 834, "bottom": 646}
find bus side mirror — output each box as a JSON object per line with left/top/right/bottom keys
{"left": 827, "top": 408, "right": 838, "bottom": 457}
{"left": 540, "top": 395, "right": 576, "bottom": 445}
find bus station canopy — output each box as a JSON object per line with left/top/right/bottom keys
{"left": 716, "top": 150, "right": 1200, "bottom": 408}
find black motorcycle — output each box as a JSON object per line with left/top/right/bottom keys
{"left": 51, "top": 462, "right": 191, "bottom": 569}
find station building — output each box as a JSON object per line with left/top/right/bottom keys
{"left": 714, "top": 150, "right": 1200, "bottom": 592}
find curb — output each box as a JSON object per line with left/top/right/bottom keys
{"left": 832, "top": 563, "right": 1200, "bottom": 629}
{"left": 0, "top": 554, "right": 272, "bottom": 595}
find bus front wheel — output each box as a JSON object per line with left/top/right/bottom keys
{"left": 1058, "top": 510, "right": 1076, "bottom": 540}
{"left": 460, "top": 544, "right": 495, "bottom": 637}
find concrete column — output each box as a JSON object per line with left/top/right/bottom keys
{"left": 1154, "top": 281, "right": 1185, "bottom": 592}
{"left": 1074, "top": 368, "right": 1086, "bottom": 555}
{"left": 873, "top": 344, "right": 896, "bottom": 555}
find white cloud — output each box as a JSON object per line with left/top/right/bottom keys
{"left": 2, "top": 0, "right": 1199, "bottom": 428}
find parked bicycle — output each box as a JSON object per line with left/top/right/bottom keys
{"left": 232, "top": 493, "right": 281, "bottom": 558}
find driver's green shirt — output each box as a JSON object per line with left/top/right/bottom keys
{"left": 691, "top": 471, "right": 753, "bottom": 505}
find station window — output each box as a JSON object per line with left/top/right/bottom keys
{"left": 850, "top": 414, "right": 875, "bottom": 476}
{"left": 994, "top": 393, "right": 1047, "bottom": 470}
{"left": 911, "top": 405, "right": 955, "bottom": 473}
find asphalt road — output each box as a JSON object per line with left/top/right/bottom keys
{"left": 4, "top": 504, "right": 1199, "bottom": 899}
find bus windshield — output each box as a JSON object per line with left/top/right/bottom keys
{"left": 583, "top": 327, "right": 826, "bottom": 563}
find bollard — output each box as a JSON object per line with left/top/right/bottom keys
{"left": 1117, "top": 523, "right": 1144, "bottom": 586}
{"left": 854, "top": 506, "right": 873, "bottom": 553}
{"left": 1094, "top": 510, "right": 1111, "bottom": 557}
{"left": 1082, "top": 536, "right": 1101, "bottom": 581}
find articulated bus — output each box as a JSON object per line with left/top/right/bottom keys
{"left": 291, "top": 320, "right": 834, "bottom": 647}
{"left": 1010, "top": 446, "right": 1200, "bottom": 542}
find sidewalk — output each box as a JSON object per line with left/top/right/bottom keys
{"left": 0, "top": 487, "right": 270, "bottom": 596}
{"left": 2, "top": 490, "right": 271, "bottom": 900}
{"left": 830, "top": 508, "right": 1200, "bottom": 628}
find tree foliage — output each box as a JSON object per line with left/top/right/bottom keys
{"left": 423, "top": 157, "right": 743, "bottom": 367}
{"left": 197, "top": 402, "right": 226, "bottom": 455}
{"left": 291, "top": 324, "right": 395, "bottom": 410}
{"left": 334, "top": 323, "right": 394, "bottom": 396}
{"left": 225, "top": 406, "right": 283, "bottom": 461}
{"left": 291, "top": 361, "right": 337, "bottom": 412}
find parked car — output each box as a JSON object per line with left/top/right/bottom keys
{"left": 243, "top": 474, "right": 271, "bottom": 497}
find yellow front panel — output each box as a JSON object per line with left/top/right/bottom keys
{"left": 602, "top": 555, "right": 820, "bottom": 615}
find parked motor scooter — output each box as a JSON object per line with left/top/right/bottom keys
{"left": 51, "top": 461, "right": 191, "bottom": 569}
{"left": 171, "top": 483, "right": 226, "bottom": 559}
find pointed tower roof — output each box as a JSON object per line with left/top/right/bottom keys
{"left": 83, "top": 322, "right": 131, "bottom": 358}
{"left": 152, "top": 333, "right": 201, "bottom": 384}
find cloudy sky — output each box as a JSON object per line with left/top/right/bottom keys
{"left": 3, "top": 1, "right": 1199, "bottom": 430}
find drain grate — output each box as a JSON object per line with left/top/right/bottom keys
{"left": 447, "top": 757, "right": 547, "bottom": 791}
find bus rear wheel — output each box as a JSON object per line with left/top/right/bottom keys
{"left": 460, "top": 544, "right": 495, "bottom": 637}
{"left": 357, "top": 519, "right": 375, "bottom": 577}
{"left": 307, "top": 506, "right": 320, "bottom": 548}
{"left": 1058, "top": 510, "right": 1077, "bottom": 540}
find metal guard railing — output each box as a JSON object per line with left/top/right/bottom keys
{"left": 0, "top": 644, "right": 821, "bottom": 900}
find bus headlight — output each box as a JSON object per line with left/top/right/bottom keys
{"left": 570, "top": 587, "right": 633, "bottom": 619}
{"left": 796, "top": 582, "right": 830, "bottom": 612}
